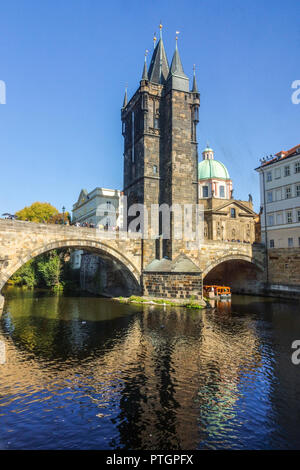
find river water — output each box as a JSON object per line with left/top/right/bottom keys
{"left": 0, "top": 287, "right": 300, "bottom": 450}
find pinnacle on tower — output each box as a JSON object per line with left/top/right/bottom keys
{"left": 122, "top": 87, "right": 128, "bottom": 108}
{"left": 192, "top": 64, "right": 198, "bottom": 93}
{"left": 142, "top": 50, "right": 149, "bottom": 81}
{"left": 148, "top": 23, "right": 169, "bottom": 84}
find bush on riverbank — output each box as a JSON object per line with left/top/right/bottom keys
{"left": 8, "top": 249, "right": 77, "bottom": 292}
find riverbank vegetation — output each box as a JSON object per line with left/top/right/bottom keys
{"left": 117, "top": 295, "right": 206, "bottom": 309}
{"left": 8, "top": 249, "right": 78, "bottom": 292}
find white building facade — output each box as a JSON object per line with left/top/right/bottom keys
{"left": 71, "top": 187, "right": 123, "bottom": 270}
{"left": 72, "top": 187, "right": 123, "bottom": 228}
{"left": 256, "top": 144, "right": 300, "bottom": 248}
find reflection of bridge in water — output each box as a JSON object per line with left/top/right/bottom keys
{"left": 0, "top": 296, "right": 261, "bottom": 449}
{"left": 0, "top": 220, "right": 266, "bottom": 311}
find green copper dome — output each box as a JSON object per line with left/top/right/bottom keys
{"left": 198, "top": 159, "right": 230, "bottom": 180}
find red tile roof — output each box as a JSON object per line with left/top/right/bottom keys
{"left": 260, "top": 144, "right": 300, "bottom": 167}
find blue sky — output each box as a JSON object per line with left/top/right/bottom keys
{"left": 0, "top": 0, "right": 299, "bottom": 215}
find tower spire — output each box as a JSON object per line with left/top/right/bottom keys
{"left": 159, "top": 22, "right": 163, "bottom": 83}
{"left": 167, "top": 31, "right": 189, "bottom": 91}
{"left": 122, "top": 85, "right": 128, "bottom": 108}
{"left": 148, "top": 23, "right": 169, "bottom": 84}
{"left": 192, "top": 64, "right": 198, "bottom": 93}
{"left": 168, "top": 32, "right": 187, "bottom": 77}
{"left": 142, "top": 50, "right": 149, "bottom": 80}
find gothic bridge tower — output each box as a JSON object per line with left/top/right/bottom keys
{"left": 121, "top": 25, "right": 200, "bottom": 261}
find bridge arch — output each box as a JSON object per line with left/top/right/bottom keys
{"left": 202, "top": 253, "right": 264, "bottom": 294}
{"left": 202, "top": 253, "right": 264, "bottom": 279}
{"left": 0, "top": 238, "right": 141, "bottom": 293}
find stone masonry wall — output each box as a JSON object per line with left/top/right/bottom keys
{"left": 143, "top": 272, "right": 203, "bottom": 300}
{"left": 268, "top": 248, "right": 300, "bottom": 286}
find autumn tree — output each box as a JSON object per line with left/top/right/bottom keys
{"left": 48, "top": 211, "right": 71, "bottom": 225}
{"left": 16, "top": 202, "right": 59, "bottom": 223}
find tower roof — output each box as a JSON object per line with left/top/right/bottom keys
{"left": 122, "top": 87, "right": 128, "bottom": 108}
{"left": 142, "top": 51, "right": 148, "bottom": 80}
{"left": 148, "top": 27, "right": 169, "bottom": 84}
{"left": 168, "top": 41, "right": 188, "bottom": 79}
{"left": 192, "top": 65, "right": 198, "bottom": 93}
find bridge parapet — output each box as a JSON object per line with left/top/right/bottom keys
{"left": 0, "top": 220, "right": 143, "bottom": 293}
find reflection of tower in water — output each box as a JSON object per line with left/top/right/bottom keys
{"left": 0, "top": 300, "right": 261, "bottom": 450}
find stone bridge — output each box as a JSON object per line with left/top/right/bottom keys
{"left": 0, "top": 220, "right": 266, "bottom": 309}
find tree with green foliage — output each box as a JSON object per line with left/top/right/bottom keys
{"left": 16, "top": 202, "right": 59, "bottom": 223}
{"left": 36, "top": 251, "right": 62, "bottom": 288}
{"left": 9, "top": 259, "right": 37, "bottom": 288}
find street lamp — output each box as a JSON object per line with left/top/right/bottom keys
{"left": 62, "top": 206, "right": 65, "bottom": 224}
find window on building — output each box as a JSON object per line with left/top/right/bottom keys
{"left": 276, "top": 213, "right": 283, "bottom": 225}
{"left": 287, "top": 211, "right": 293, "bottom": 224}
{"left": 230, "top": 208, "right": 236, "bottom": 218}
{"left": 269, "top": 239, "right": 275, "bottom": 248}
{"left": 154, "top": 117, "right": 159, "bottom": 129}
{"left": 106, "top": 201, "right": 111, "bottom": 210}
{"left": 288, "top": 237, "right": 293, "bottom": 247}
{"left": 153, "top": 165, "right": 158, "bottom": 175}
{"left": 284, "top": 165, "right": 290, "bottom": 177}
{"left": 267, "top": 215, "right": 274, "bottom": 226}
{"left": 285, "top": 187, "right": 292, "bottom": 199}
{"left": 298, "top": 210, "right": 300, "bottom": 222}
{"left": 298, "top": 237, "right": 300, "bottom": 247}
{"left": 295, "top": 162, "right": 300, "bottom": 173}
{"left": 266, "top": 171, "right": 272, "bottom": 182}
{"left": 276, "top": 189, "right": 281, "bottom": 201}
{"left": 219, "top": 186, "right": 225, "bottom": 198}
{"left": 267, "top": 191, "right": 273, "bottom": 203}
{"left": 275, "top": 168, "right": 281, "bottom": 179}
{"left": 296, "top": 185, "right": 300, "bottom": 197}
{"left": 202, "top": 186, "right": 209, "bottom": 198}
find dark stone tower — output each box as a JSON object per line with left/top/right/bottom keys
{"left": 121, "top": 26, "right": 200, "bottom": 262}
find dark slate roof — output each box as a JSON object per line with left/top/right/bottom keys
{"left": 142, "top": 56, "right": 148, "bottom": 80}
{"left": 122, "top": 88, "right": 128, "bottom": 108}
{"left": 192, "top": 70, "right": 198, "bottom": 93}
{"left": 168, "top": 44, "right": 188, "bottom": 79}
{"left": 148, "top": 39, "right": 169, "bottom": 84}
